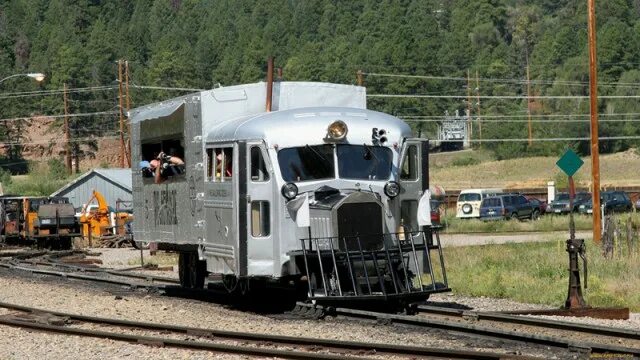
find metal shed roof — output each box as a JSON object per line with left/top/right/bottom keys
{"left": 51, "top": 168, "right": 132, "bottom": 197}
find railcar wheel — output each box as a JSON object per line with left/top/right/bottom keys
{"left": 179, "top": 252, "right": 206, "bottom": 289}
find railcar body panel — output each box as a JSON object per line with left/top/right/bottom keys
{"left": 130, "top": 81, "right": 449, "bottom": 305}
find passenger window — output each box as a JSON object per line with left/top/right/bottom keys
{"left": 210, "top": 147, "right": 233, "bottom": 182}
{"left": 140, "top": 137, "right": 185, "bottom": 180}
{"left": 251, "top": 201, "right": 270, "bottom": 237}
{"left": 400, "top": 145, "right": 418, "bottom": 181}
{"left": 250, "top": 147, "right": 269, "bottom": 182}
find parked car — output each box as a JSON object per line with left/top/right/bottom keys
{"left": 578, "top": 191, "right": 632, "bottom": 214}
{"left": 635, "top": 198, "right": 640, "bottom": 211}
{"left": 479, "top": 194, "right": 540, "bottom": 221}
{"left": 456, "top": 188, "right": 503, "bottom": 219}
{"left": 525, "top": 196, "right": 548, "bottom": 215}
{"left": 548, "top": 192, "right": 591, "bottom": 214}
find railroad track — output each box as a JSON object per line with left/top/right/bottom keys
{"left": 0, "top": 301, "right": 526, "bottom": 360}
{"left": 297, "top": 303, "right": 640, "bottom": 357}
{"left": 417, "top": 304, "right": 640, "bottom": 341}
{"left": 0, "top": 250, "right": 637, "bottom": 358}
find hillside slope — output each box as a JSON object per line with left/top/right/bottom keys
{"left": 430, "top": 149, "right": 640, "bottom": 189}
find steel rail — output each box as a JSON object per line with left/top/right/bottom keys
{"left": 303, "top": 304, "right": 640, "bottom": 356}
{"left": 418, "top": 304, "right": 640, "bottom": 340}
{"left": 0, "top": 301, "right": 523, "bottom": 360}
{"left": 0, "top": 262, "right": 166, "bottom": 290}
{"left": 16, "top": 258, "right": 180, "bottom": 284}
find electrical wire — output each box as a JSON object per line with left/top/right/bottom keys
{"left": 403, "top": 118, "right": 640, "bottom": 123}
{"left": 363, "top": 71, "right": 640, "bottom": 88}
{"left": 439, "top": 136, "right": 640, "bottom": 143}
{"left": 368, "top": 94, "right": 640, "bottom": 99}
{"left": 0, "top": 111, "right": 117, "bottom": 123}
{"left": 0, "top": 135, "right": 119, "bottom": 146}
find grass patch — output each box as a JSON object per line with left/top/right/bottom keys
{"left": 451, "top": 156, "right": 481, "bottom": 167}
{"left": 127, "top": 252, "right": 178, "bottom": 266}
{"left": 438, "top": 240, "right": 640, "bottom": 310}
{"left": 441, "top": 213, "right": 594, "bottom": 233}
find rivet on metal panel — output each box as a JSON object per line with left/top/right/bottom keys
{"left": 196, "top": 192, "right": 205, "bottom": 200}
{"left": 194, "top": 220, "right": 205, "bottom": 228}
{"left": 194, "top": 162, "right": 203, "bottom": 170}
{"left": 192, "top": 136, "right": 202, "bottom": 143}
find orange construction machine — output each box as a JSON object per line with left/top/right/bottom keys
{"left": 79, "top": 190, "right": 133, "bottom": 245}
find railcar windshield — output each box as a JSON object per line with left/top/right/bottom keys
{"left": 337, "top": 144, "right": 392, "bottom": 180}
{"left": 278, "top": 145, "right": 335, "bottom": 182}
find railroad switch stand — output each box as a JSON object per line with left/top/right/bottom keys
{"left": 564, "top": 238, "right": 587, "bottom": 309}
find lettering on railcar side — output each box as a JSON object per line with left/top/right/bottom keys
{"left": 209, "top": 189, "right": 229, "bottom": 198}
{"left": 153, "top": 190, "right": 178, "bottom": 225}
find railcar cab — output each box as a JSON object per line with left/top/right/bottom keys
{"left": 202, "top": 107, "right": 449, "bottom": 308}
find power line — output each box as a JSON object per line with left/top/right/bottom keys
{"left": 0, "top": 85, "right": 118, "bottom": 100}
{"left": 130, "top": 84, "right": 204, "bottom": 92}
{"left": 439, "top": 136, "right": 640, "bottom": 143}
{"left": 368, "top": 94, "right": 640, "bottom": 99}
{"left": 0, "top": 135, "right": 119, "bottom": 146}
{"left": 404, "top": 118, "right": 640, "bottom": 123}
{"left": 364, "top": 71, "right": 640, "bottom": 88}
{"left": 0, "top": 111, "right": 117, "bottom": 123}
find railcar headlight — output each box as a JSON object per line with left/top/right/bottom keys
{"left": 281, "top": 183, "right": 299, "bottom": 200}
{"left": 327, "top": 120, "right": 348, "bottom": 140}
{"left": 384, "top": 181, "right": 400, "bottom": 198}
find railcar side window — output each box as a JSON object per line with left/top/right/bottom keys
{"left": 251, "top": 201, "right": 270, "bottom": 237}
{"left": 209, "top": 147, "right": 233, "bottom": 182}
{"left": 250, "top": 147, "right": 269, "bottom": 182}
{"left": 140, "top": 137, "right": 185, "bottom": 180}
{"left": 400, "top": 145, "right": 418, "bottom": 180}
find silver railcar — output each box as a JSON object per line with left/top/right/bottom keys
{"left": 131, "top": 81, "right": 449, "bottom": 309}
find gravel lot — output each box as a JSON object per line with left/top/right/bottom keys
{"left": 0, "top": 248, "right": 633, "bottom": 359}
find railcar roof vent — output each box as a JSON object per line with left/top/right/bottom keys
{"left": 314, "top": 186, "right": 340, "bottom": 202}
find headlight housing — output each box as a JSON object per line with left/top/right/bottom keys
{"left": 281, "top": 183, "right": 299, "bottom": 200}
{"left": 327, "top": 120, "right": 348, "bottom": 140}
{"left": 384, "top": 181, "right": 400, "bottom": 198}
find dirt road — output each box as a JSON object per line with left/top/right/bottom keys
{"left": 439, "top": 230, "right": 592, "bottom": 247}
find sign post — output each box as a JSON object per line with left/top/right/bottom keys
{"left": 556, "top": 149, "right": 587, "bottom": 309}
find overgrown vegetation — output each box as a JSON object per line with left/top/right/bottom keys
{"left": 5, "top": 159, "right": 74, "bottom": 196}
{"left": 440, "top": 240, "right": 640, "bottom": 311}
{"left": 441, "top": 213, "right": 594, "bottom": 233}
{"left": 2, "top": 0, "right": 640, "bottom": 169}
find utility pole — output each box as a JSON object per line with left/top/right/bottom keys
{"left": 588, "top": 0, "right": 601, "bottom": 243}
{"left": 63, "top": 83, "right": 71, "bottom": 175}
{"left": 118, "top": 60, "right": 126, "bottom": 168}
{"left": 357, "top": 70, "right": 364, "bottom": 87}
{"left": 526, "top": 62, "right": 533, "bottom": 147}
{"left": 466, "top": 69, "right": 472, "bottom": 142}
{"left": 125, "top": 60, "right": 131, "bottom": 167}
{"left": 475, "top": 70, "right": 482, "bottom": 145}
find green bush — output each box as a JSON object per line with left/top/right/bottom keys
{"left": 0, "top": 167, "right": 12, "bottom": 186}
{"left": 451, "top": 156, "right": 480, "bottom": 167}
{"left": 48, "top": 158, "right": 67, "bottom": 180}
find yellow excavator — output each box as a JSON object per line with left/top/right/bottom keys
{"left": 79, "top": 190, "right": 133, "bottom": 247}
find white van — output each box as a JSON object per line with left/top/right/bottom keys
{"left": 456, "top": 188, "right": 503, "bottom": 218}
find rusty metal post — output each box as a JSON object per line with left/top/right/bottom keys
{"left": 125, "top": 60, "right": 131, "bottom": 167}
{"left": 526, "top": 63, "right": 532, "bottom": 147}
{"left": 466, "top": 69, "right": 472, "bottom": 142}
{"left": 265, "top": 57, "right": 274, "bottom": 112}
{"left": 475, "top": 70, "right": 482, "bottom": 146}
{"left": 356, "top": 70, "right": 364, "bottom": 86}
{"left": 588, "top": 0, "right": 601, "bottom": 244}
{"left": 118, "top": 59, "right": 126, "bottom": 168}
{"left": 63, "top": 83, "right": 72, "bottom": 175}
{"left": 565, "top": 175, "right": 587, "bottom": 309}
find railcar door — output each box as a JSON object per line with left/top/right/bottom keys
{"left": 203, "top": 143, "right": 237, "bottom": 275}
{"left": 396, "top": 138, "right": 429, "bottom": 232}
{"left": 243, "top": 141, "right": 275, "bottom": 276}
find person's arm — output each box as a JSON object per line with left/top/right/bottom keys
{"left": 154, "top": 164, "right": 162, "bottom": 184}
{"left": 168, "top": 156, "right": 184, "bottom": 166}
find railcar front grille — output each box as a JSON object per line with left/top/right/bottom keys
{"left": 337, "top": 202, "right": 383, "bottom": 251}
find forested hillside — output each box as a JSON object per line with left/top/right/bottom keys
{"left": 1, "top": 0, "right": 640, "bottom": 170}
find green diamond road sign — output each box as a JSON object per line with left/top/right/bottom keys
{"left": 556, "top": 149, "right": 584, "bottom": 177}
